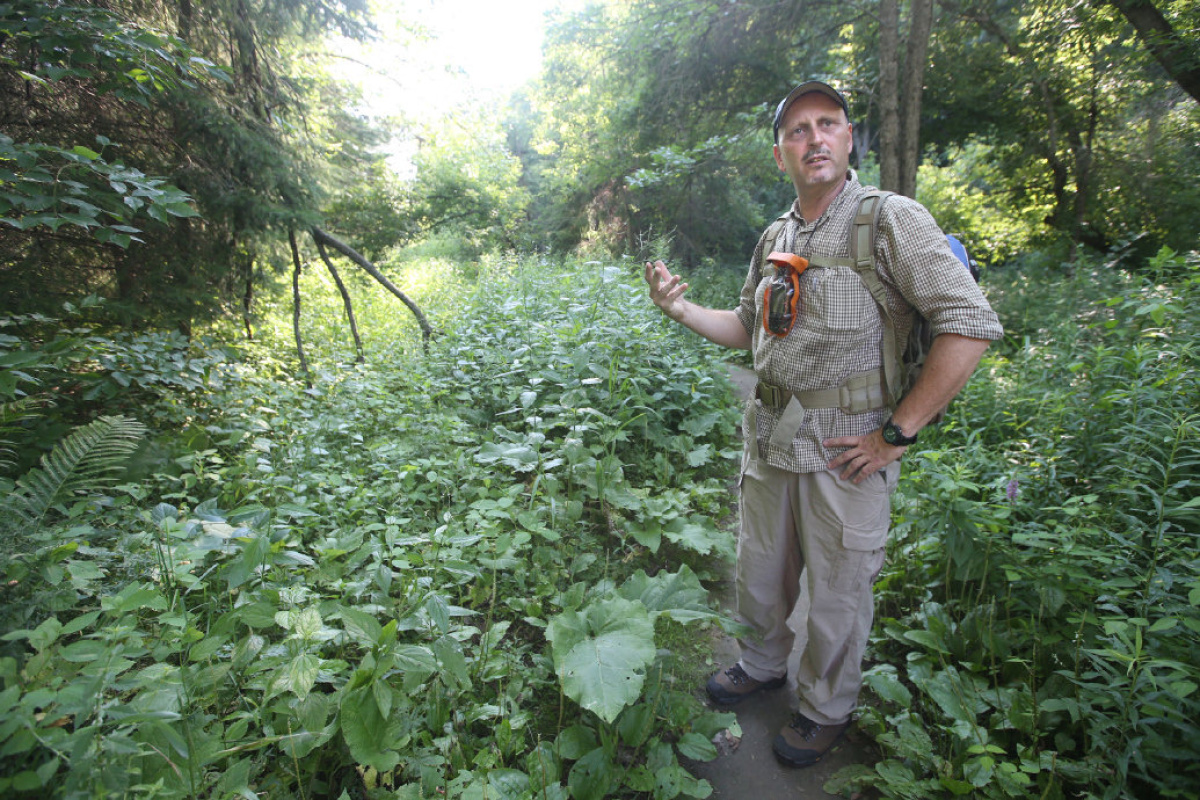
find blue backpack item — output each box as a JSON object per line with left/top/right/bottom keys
{"left": 946, "top": 233, "right": 979, "bottom": 281}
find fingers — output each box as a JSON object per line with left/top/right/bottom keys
{"left": 825, "top": 432, "right": 903, "bottom": 484}
{"left": 644, "top": 261, "right": 687, "bottom": 308}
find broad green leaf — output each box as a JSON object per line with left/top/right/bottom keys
{"left": 433, "top": 636, "right": 471, "bottom": 691}
{"left": 555, "top": 724, "right": 598, "bottom": 760}
{"left": 102, "top": 582, "right": 167, "bottom": 613}
{"left": 616, "top": 703, "right": 654, "bottom": 748}
{"left": 282, "top": 653, "right": 320, "bottom": 698}
{"left": 567, "top": 747, "right": 614, "bottom": 800}
{"left": 394, "top": 643, "right": 437, "bottom": 685}
{"left": 30, "top": 617, "right": 63, "bottom": 652}
{"left": 617, "top": 565, "right": 714, "bottom": 623}
{"left": 685, "top": 444, "right": 714, "bottom": 467}
{"left": 291, "top": 607, "right": 325, "bottom": 640}
{"left": 486, "top": 769, "right": 531, "bottom": 800}
{"left": 338, "top": 606, "right": 383, "bottom": 645}
{"left": 476, "top": 441, "right": 539, "bottom": 472}
{"left": 546, "top": 596, "right": 655, "bottom": 723}
{"left": 625, "top": 519, "right": 662, "bottom": 551}
{"left": 863, "top": 665, "right": 913, "bottom": 708}
{"left": 964, "top": 755, "right": 996, "bottom": 788}
{"left": 340, "top": 688, "right": 401, "bottom": 772}
{"left": 903, "top": 629, "right": 951, "bottom": 655}
{"left": 913, "top": 666, "right": 989, "bottom": 724}
{"left": 662, "top": 516, "right": 734, "bottom": 558}
{"left": 676, "top": 731, "right": 718, "bottom": 761}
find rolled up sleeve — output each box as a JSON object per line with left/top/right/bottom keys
{"left": 875, "top": 197, "right": 1004, "bottom": 343}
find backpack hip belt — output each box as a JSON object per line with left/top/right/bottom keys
{"left": 755, "top": 369, "right": 887, "bottom": 415}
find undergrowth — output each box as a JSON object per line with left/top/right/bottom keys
{"left": 2, "top": 246, "right": 1197, "bottom": 799}
{"left": 834, "top": 248, "right": 1200, "bottom": 800}
{"left": 0, "top": 255, "right": 742, "bottom": 799}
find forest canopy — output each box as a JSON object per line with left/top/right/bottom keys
{"left": 3, "top": 0, "right": 1198, "bottom": 329}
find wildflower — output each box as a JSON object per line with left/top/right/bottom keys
{"left": 1006, "top": 479, "right": 1019, "bottom": 502}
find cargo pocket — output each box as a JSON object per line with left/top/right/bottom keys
{"left": 829, "top": 524, "right": 887, "bottom": 592}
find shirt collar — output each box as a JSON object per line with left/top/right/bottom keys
{"left": 788, "top": 169, "right": 861, "bottom": 226}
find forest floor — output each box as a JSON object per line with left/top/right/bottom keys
{"left": 683, "top": 364, "right": 875, "bottom": 799}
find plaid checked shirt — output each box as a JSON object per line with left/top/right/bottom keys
{"left": 734, "top": 171, "right": 1004, "bottom": 473}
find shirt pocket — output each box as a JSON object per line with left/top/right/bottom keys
{"left": 806, "top": 267, "right": 878, "bottom": 334}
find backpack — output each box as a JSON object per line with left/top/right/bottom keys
{"left": 761, "top": 190, "right": 978, "bottom": 421}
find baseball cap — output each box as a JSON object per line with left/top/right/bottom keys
{"left": 772, "top": 80, "right": 850, "bottom": 141}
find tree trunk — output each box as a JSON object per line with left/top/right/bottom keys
{"left": 314, "top": 237, "right": 365, "bottom": 363}
{"left": 178, "top": 0, "right": 193, "bottom": 42}
{"left": 310, "top": 227, "right": 433, "bottom": 348}
{"left": 1106, "top": 0, "right": 1200, "bottom": 104}
{"left": 899, "top": 0, "right": 934, "bottom": 198}
{"left": 287, "top": 229, "right": 311, "bottom": 387}
{"left": 879, "top": 0, "right": 901, "bottom": 193}
{"left": 240, "top": 251, "right": 254, "bottom": 340}
{"left": 231, "top": 0, "right": 267, "bottom": 121}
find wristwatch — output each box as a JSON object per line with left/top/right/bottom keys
{"left": 881, "top": 417, "right": 918, "bottom": 447}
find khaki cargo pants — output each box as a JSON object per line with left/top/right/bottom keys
{"left": 734, "top": 444, "right": 899, "bottom": 726}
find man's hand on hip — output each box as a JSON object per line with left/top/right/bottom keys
{"left": 824, "top": 429, "right": 906, "bottom": 484}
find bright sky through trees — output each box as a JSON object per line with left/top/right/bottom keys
{"left": 341, "top": 0, "right": 582, "bottom": 121}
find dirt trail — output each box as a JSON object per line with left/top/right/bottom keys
{"left": 684, "top": 365, "right": 874, "bottom": 798}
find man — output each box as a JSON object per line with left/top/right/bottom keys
{"left": 644, "top": 80, "right": 1003, "bottom": 767}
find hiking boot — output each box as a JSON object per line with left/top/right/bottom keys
{"left": 705, "top": 664, "right": 786, "bottom": 705}
{"left": 772, "top": 713, "right": 849, "bottom": 767}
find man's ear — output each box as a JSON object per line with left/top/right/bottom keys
{"left": 773, "top": 144, "right": 785, "bottom": 172}
{"left": 848, "top": 122, "right": 854, "bottom": 154}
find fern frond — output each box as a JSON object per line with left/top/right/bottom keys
{"left": 3, "top": 414, "right": 147, "bottom": 535}
{"left": 0, "top": 396, "right": 45, "bottom": 474}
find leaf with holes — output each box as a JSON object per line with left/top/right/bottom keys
{"left": 546, "top": 596, "right": 655, "bottom": 723}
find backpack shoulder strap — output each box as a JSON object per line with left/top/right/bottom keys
{"left": 760, "top": 212, "right": 790, "bottom": 263}
{"left": 848, "top": 190, "right": 904, "bottom": 409}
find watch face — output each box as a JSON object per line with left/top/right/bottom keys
{"left": 883, "top": 421, "right": 912, "bottom": 446}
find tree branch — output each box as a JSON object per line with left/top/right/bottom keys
{"left": 310, "top": 226, "right": 433, "bottom": 348}
{"left": 314, "top": 237, "right": 365, "bottom": 363}
{"left": 1105, "top": 0, "right": 1200, "bottom": 103}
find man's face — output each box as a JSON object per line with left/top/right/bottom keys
{"left": 772, "top": 93, "right": 853, "bottom": 196}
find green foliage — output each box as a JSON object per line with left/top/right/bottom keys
{"left": 0, "top": 308, "right": 237, "bottom": 475}
{"left": 0, "top": 2, "right": 217, "bottom": 249}
{"left": 405, "top": 111, "right": 532, "bottom": 254}
{"left": 841, "top": 247, "right": 1200, "bottom": 800}
{"left": 517, "top": 0, "right": 1200, "bottom": 265}
{"left": 0, "top": 135, "right": 199, "bottom": 246}
{"left": 0, "top": 0, "right": 384, "bottom": 327}
{"left": 0, "top": 253, "right": 740, "bottom": 798}
{"left": 2, "top": 414, "right": 146, "bottom": 539}
{"left": 521, "top": 0, "right": 812, "bottom": 263}
{"left": 915, "top": 138, "right": 1055, "bottom": 267}
{"left": 0, "top": 0, "right": 228, "bottom": 103}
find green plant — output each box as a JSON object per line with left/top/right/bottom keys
{"left": 2, "top": 415, "right": 146, "bottom": 541}
{"left": 836, "top": 248, "right": 1200, "bottom": 800}
{"left": 0, "top": 252, "right": 743, "bottom": 798}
